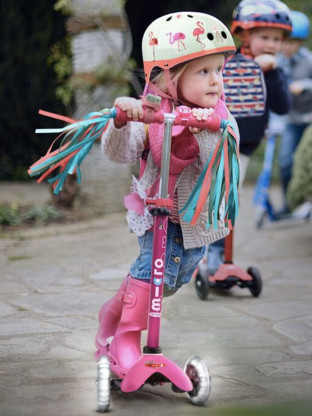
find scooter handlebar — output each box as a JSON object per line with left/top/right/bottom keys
{"left": 114, "top": 105, "right": 225, "bottom": 132}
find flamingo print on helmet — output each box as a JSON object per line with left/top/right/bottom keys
{"left": 142, "top": 11, "right": 236, "bottom": 83}
{"left": 166, "top": 31, "right": 186, "bottom": 52}
{"left": 193, "top": 21, "right": 206, "bottom": 50}
{"left": 213, "top": 23, "right": 226, "bottom": 43}
{"left": 149, "top": 32, "right": 158, "bottom": 61}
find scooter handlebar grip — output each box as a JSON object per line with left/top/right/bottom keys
{"left": 174, "top": 109, "right": 222, "bottom": 132}
{"left": 114, "top": 107, "right": 164, "bottom": 124}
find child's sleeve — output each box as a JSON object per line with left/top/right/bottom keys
{"left": 101, "top": 119, "right": 145, "bottom": 164}
{"left": 265, "top": 68, "right": 291, "bottom": 115}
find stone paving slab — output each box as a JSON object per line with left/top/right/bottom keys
{"left": 1, "top": 185, "right": 312, "bottom": 415}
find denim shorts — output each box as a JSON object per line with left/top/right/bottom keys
{"left": 130, "top": 220, "right": 205, "bottom": 292}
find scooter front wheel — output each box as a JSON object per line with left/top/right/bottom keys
{"left": 96, "top": 356, "right": 111, "bottom": 413}
{"left": 184, "top": 355, "right": 211, "bottom": 406}
{"left": 247, "top": 266, "right": 262, "bottom": 297}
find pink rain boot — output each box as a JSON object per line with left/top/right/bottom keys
{"left": 108, "top": 277, "right": 150, "bottom": 377}
{"left": 94, "top": 275, "right": 129, "bottom": 360}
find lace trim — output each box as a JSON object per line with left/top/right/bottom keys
{"left": 126, "top": 176, "right": 154, "bottom": 236}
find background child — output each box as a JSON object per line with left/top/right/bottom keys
{"left": 202, "top": 0, "right": 292, "bottom": 276}
{"left": 94, "top": 11, "right": 239, "bottom": 377}
{"left": 276, "top": 10, "right": 312, "bottom": 215}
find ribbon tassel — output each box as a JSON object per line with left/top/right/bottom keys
{"left": 181, "top": 121, "right": 240, "bottom": 230}
{"left": 28, "top": 109, "right": 116, "bottom": 194}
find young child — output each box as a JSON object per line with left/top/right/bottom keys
{"left": 276, "top": 11, "right": 312, "bottom": 214}
{"left": 94, "top": 11, "right": 239, "bottom": 377}
{"left": 202, "top": 0, "right": 292, "bottom": 275}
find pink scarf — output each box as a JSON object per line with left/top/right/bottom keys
{"left": 147, "top": 99, "right": 200, "bottom": 198}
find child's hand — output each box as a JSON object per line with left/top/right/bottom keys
{"left": 254, "top": 54, "right": 277, "bottom": 72}
{"left": 289, "top": 80, "right": 304, "bottom": 96}
{"left": 114, "top": 97, "right": 143, "bottom": 128}
{"left": 189, "top": 108, "right": 214, "bottom": 134}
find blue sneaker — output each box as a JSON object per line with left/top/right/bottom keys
{"left": 199, "top": 239, "right": 225, "bottom": 276}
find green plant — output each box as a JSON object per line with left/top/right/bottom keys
{"left": 0, "top": 203, "right": 61, "bottom": 227}
{"left": 54, "top": 0, "right": 72, "bottom": 14}
{"left": 287, "top": 124, "right": 312, "bottom": 209}
{"left": 0, "top": 203, "right": 21, "bottom": 226}
{"left": 47, "top": 36, "right": 74, "bottom": 108}
{"left": 21, "top": 205, "right": 61, "bottom": 225}
{"left": 95, "top": 57, "right": 136, "bottom": 85}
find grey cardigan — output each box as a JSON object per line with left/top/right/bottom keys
{"left": 277, "top": 46, "right": 312, "bottom": 124}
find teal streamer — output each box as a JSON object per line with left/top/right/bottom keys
{"left": 213, "top": 151, "right": 225, "bottom": 229}
{"left": 35, "top": 111, "right": 111, "bottom": 134}
{"left": 180, "top": 150, "right": 215, "bottom": 222}
{"left": 30, "top": 109, "right": 115, "bottom": 194}
{"left": 231, "top": 152, "right": 239, "bottom": 222}
{"left": 224, "top": 138, "right": 239, "bottom": 227}
{"left": 181, "top": 122, "right": 240, "bottom": 230}
{"left": 29, "top": 135, "right": 94, "bottom": 176}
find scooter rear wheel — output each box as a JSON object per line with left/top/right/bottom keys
{"left": 195, "top": 272, "right": 210, "bottom": 300}
{"left": 184, "top": 355, "right": 211, "bottom": 406}
{"left": 96, "top": 356, "right": 111, "bottom": 413}
{"left": 247, "top": 266, "right": 262, "bottom": 297}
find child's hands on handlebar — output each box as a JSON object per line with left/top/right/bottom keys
{"left": 114, "top": 97, "right": 143, "bottom": 128}
{"left": 189, "top": 108, "right": 215, "bottom": 134}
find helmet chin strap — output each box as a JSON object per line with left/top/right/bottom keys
{"left": 164, "top": 68, "right": 178, "bottom": 102}
{"left": 144, "top": 82, "right": 172, "bottom": 100}
{"left": 143, "top": 68, "right": 179, "bottom": 106}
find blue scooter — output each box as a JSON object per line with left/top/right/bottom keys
{"left": 253, "top": 114, "right": 311, "bottom": 229}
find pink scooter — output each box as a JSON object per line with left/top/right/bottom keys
{"left": 28, "top": 95, "right": 236, "bottom": 412}
{"left": 96, "top": 98, "right": 223, "bottom": 412}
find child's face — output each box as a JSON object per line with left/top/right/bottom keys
{"left": 281, "top": 39, "right": 303, "bottom": 58}
{"left": 249, "top": 27, "right": 284, "bottom": 57}
{"left": 177, "top": 54, "right": 225, "bottom": 108}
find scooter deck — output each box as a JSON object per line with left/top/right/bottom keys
{"left": 120, "top": 354, "right": 193, "bottom": 393}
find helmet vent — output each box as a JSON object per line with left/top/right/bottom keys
{"left": 187, "top": 14, "right": 194, "bottom": 18}
{"left": 207, "top": 33, "right": 214, "bottom": 41}
{"left": 221, "top": 31, "right": 228, "bottom": 39}
{"left": 166, "top": 16, "right": 172, "bottom": 22}
{"left": 275, "top": 13, "right": 281, "bottom": 20}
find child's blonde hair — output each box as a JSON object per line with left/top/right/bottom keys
{"left": 151, "top": 62, "right": 189, "bottom": 97}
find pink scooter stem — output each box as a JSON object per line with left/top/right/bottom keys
{"left": 145, "top": 113, "right": 175, "bottom": 350}
{"left": 120, "top": 113, "right": 193, "bottom": 393}
{"left": 146, "top": 215, "right": 168, "bottom": 348}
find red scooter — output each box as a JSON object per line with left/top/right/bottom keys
{"left": 194, "top": 230, "right": 262, "bottom": 300}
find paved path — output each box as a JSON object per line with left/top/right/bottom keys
{"left": 1, "top": 185, "right": 312, "bottom": 416}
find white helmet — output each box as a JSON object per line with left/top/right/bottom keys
{"left": 142, "top": 11, "right": 236, "bottom": 83}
